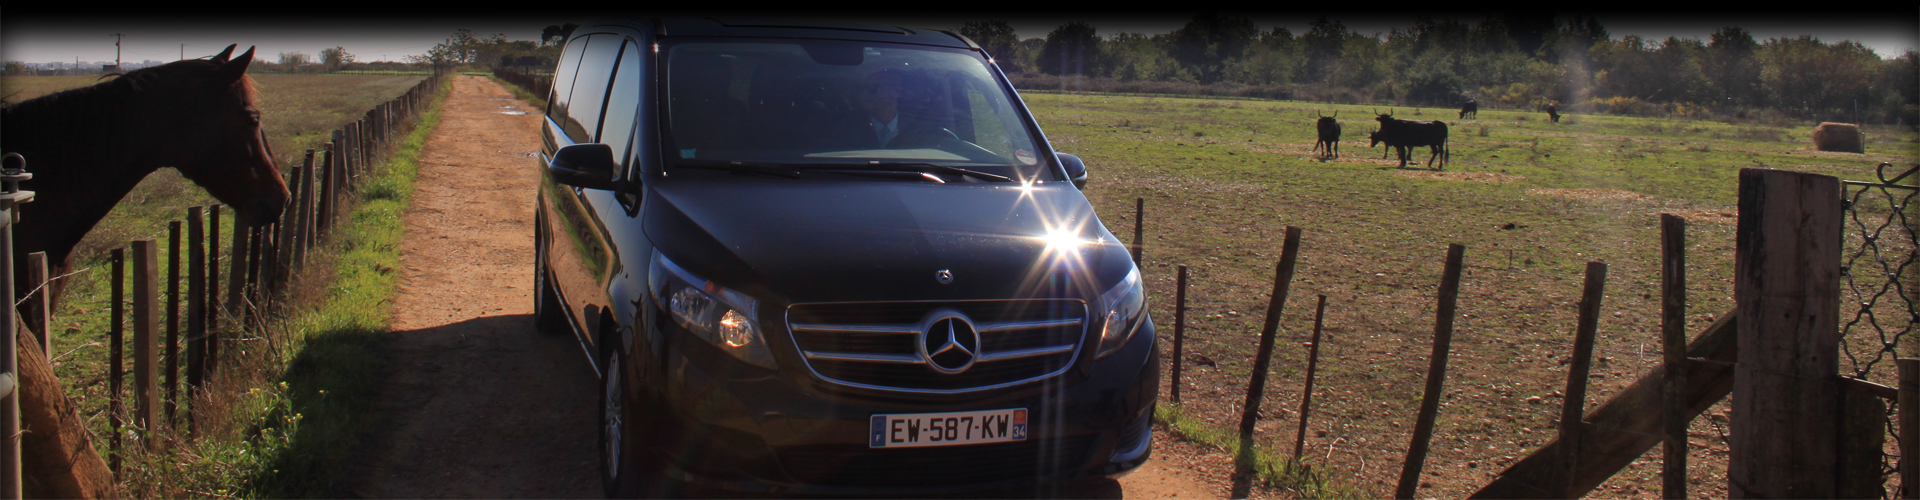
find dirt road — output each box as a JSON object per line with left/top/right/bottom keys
{"left": 352, "top": 75, "right": 1226, "bottom": 499}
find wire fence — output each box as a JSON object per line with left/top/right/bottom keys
{"left": 1840, "top": 162, "right": 1918, "bottom": 499}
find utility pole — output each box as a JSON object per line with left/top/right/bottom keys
{"left": 180, "top": 44, "right": 185, "bottom": 61}
{"left": 113, "top": 33, "right": 125, "bottom": 68}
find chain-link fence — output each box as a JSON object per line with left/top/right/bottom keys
{"left": 1839, "top": 162, "right": 1917, "bottom": 499}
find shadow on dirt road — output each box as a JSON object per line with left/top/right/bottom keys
{"left": 350, "top": 314, "right": 599, "bottom": 498}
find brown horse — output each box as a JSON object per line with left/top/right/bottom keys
{"left": 1, "top": 44, "right": 290, "bottom": 307}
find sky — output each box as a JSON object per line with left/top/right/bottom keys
{"left": 4, "top": 9, "right": 1916, "bottom": 65}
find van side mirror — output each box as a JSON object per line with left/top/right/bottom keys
{"left": 548, "top": 143, "right": 618, "bottom": 190}
{"left": 1056, "top": 153, "right": 1088, "bottom": 190}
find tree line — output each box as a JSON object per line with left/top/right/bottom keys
{"left": 958, "top": 15, "right": 1919, "bottom": 125}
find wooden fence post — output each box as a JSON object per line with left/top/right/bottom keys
{"left": 1171, "top": 265, "right": 1187, "bottom": 404}
{"left": 185, "top": 207, "right": 204, "bottom": 404}
{"left": 206, "top": 206, "right": 220, "bottom": 372}
{"left": 291, "top": 150, "right": 315, "bottom": 268}
{"left": 318, "top": 140, "right": 336, "bottom": 236}
{"left": 1900, "top": 358, "right": 1919, "bottom": 500}
{"left": 1661, "top": 214, "right": 1689, "bottom": 499}
{"left": 1131, "top": 197, "right": 1144, "bottom": 266}
{"left": 226, "top": 217, "right": 248, "bottom": 322}
{"left": 130, "top": 240, "right": 156, "bottom": 449}
{"left": 1730, "top": 168, "right": 1841, "bottom": 499}
{"left": 244, "top": 226, "right": 262, "bottom": 323}
{"left": 1395, "top": 243, "right": 1466, "bottom": 500}
{"left": 1231, "top": 226, "right": 1303, "bottom": 499}
{"left": 165, "top": 221, "right": 180, "bottom": 426}
{"left": 1557, "top": 261, "right": 1608, "bottom": 499}
{"left": 1294, "top": 294, "right": 1328, "bottom": 461}
{"left": 24, "top": 253, "right": 46, "bottom": 360}
{"left": 108, "top": 248, "right": 123, "bottom": 475}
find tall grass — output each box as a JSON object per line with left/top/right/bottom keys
{"left": 1155, "top": 402, "right": 1371, "bottom": 498}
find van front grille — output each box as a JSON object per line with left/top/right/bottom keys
{"left": 786, "top": 300, "right": 1087, "bottom": 393}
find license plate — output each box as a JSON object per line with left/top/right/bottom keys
{"left": 869, "top": 408, "right": 1027, "bottom": 448}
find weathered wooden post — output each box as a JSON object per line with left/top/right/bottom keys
{"left": 1171, "top": 265, "right": 1187, "bottom": 404}
{"left": 1730, "top": 168, "right": 1841, "bottom": 499}
{"left": 206, "top": 206, "right": 220, "bottom": 371}
{"left": 1294, "top": 294, "right": 1328, "bottom": 461}
{"left": 24, "top": 253, "right": 47, "bottom": 360}
{"left": 1556, "top": 261, "right": 1608, "bottom": 499}
{"left": 1231, "top": 226, "right": 1303, "bottom": 499}
{"left": 130, "top": 240, "right": 156, "bottom": 449}
{"left": 318, "top": 141, "right": 336, "bottom": 236}
{"left": 185, "top": 207, "right": 205, "bottom": 402}
{"left": 1661, "top": 214, "right": 1688, "bottom": 499}
{"left": 298, "top": 151, "right": 317, "bottom": 259}
{"left": 1901, "top": 358, "right": 1919, "bottom": 500}
{"left": 226, "top": 216, "right": 249, "bottom": 321}
{"left": 165, "top": 221, "right": 181, "bottom": 426}
{"left": 108, "top": 247, "right": 123, "bottom": 475}
{"left": 1131, "top": 197, "right": 1144, "bottom": 266}
{"left": 244, "top": 226, "right": 263, "bottom": 323}
{"left": 1395, "top": 243, "right": 1466, "bottom": 500}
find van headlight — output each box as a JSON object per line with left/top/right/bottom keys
{"left": 1094, "top": 267, "right": 1147, "bottom": 359}
{"left": 651, "top": 252, "right": 777, "bottom": 369}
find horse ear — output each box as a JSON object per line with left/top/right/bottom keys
{"left": 216, "top": 46, "right": 256, "bottom": 82}
{"left": 211, "top": 44, "right": 237, "bottom": 64}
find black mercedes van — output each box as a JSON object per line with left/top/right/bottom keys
{"left": 533, "top": 17, "right": 1158, "bottom": 496}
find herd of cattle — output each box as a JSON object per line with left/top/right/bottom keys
{"left": 1310, "top": 99, "right": 1563, "bottom": 169}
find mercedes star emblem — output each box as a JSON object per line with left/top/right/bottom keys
{"left": 921, "top": 311, "right": 979, "bottom": 374}
{"left": 936, "top": 269, "right": 954, "bottom": 284}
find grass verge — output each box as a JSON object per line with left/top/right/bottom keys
{"left": 1154, "top": 402, "right": 1371, "bottom": 499}
{"left": 487, "top": 74, "right": 547, "bottom": 111}
{"left": 117, "top": 75, "right": 450, "bottom": 498}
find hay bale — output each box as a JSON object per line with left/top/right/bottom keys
{"left": 1813, "top": 122, "right": 1864, "bottom": 153}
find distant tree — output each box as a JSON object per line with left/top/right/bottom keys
{"left": 320, "top": 46, "right": 356, "bottom": 68}
{"left": 4, "top": 61, "right": 27, "bottom": 75}
{"left": 541, "top": 23, "right": 581, "bottom": 47}
{"left": 1038, "top": 22, "right": 1100, "bottom": 76}
{"left": 1301, "top": 16, "right": 1352, "bottom": 83}
{"left": 1705, "top": 26, "right": 1762, "bottom": 107}
{"left": 1232, "top": 27, "right": 1305, "bottom": 85}
{"left": 278, "top": 51, "right": 313, "bottom": 66}
{"left": 1102, "top": 32, "right": 1186, "bottom": 82}
{"left": 959, "top": 20, "right": 1021, "bottom": 72}
{"left": 1760, "top": 35, "right": 1880, "bottom": 117}
{"left": 1501, "top": 10, "right": 1557, "bottom": 56}
{"left": 1167, "top": 13, "right": 1258, "bottom": 83}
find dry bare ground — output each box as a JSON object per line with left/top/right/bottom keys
{"left": 351, "top": 75, "right": 1236, "bottom": 498}
{"left": 349, "top": 75, "right": 598, "bottom": 498}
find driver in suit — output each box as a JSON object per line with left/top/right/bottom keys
{"left": 856, "top": 68, "right": 905, "bottom": 148}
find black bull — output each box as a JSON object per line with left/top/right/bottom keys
{"left": 1370, "top": 116, "right": 1449, "bottom": 169}
{"left": 1313, "top": 113, "right": 1341, "bottom": 158}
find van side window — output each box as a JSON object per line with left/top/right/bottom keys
{"left": 546, "top": 35, "right": 591, "bottom": 124}
{"left": 563, "top": 34, "right": 623, "bottom": 144}
{"left": 601, "top": 40, "right": 645, "bottom": 173}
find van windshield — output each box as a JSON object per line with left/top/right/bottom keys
{"left": 663, "top": 40, "right": 1050, "bottom": 179}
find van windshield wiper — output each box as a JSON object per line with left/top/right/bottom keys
{"left": 670, "top": 159, "right": 802, "bottom": 179}
{"left": 796, "top": 162, "right": 1012, "bottom": 183}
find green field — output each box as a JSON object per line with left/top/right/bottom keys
{"left": 1023, "top": 92, "right": 1916, "bottom": 496}
{"left": 3, "top": 72, "right": 427, "bottom": 495}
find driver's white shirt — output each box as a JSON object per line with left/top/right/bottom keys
{"left": 871, "top": 116, "right": 898, "bottom": 146}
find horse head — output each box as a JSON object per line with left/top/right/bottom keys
{"left": 147, "top": 45, "right": 290, "bottom": 228}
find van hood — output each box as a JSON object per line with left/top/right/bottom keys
{"left": 643, "top": 177, "right": 1133, "bottom": 305}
